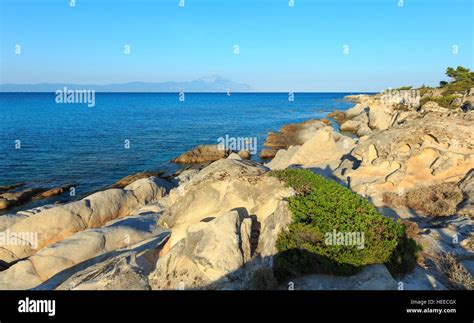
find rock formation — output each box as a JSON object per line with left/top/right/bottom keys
{"left": 259, "top": 119, "right": 331, "bottom": 159}
{"left": 171, "top": 144, "right": 233, "bottom": 163}
{"left": 0, "top": 177, "right": 171, "bottom": 265}
{"left": 0, "top": 86, "right": 472, "bottom": 291}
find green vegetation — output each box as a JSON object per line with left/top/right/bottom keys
{"left": 441, "top": 66, "right": 474, "bottom": 95}
{"left": 385, "top": 225, "right": 420, "bottom": 276}
{"left": 397, "top": 86, "right": 413, "bottom": 90}
{"left": 417, "top": 66, "right": 473, "bottom": 109}
{"left": 393, "top": 103, "right": 411, "bottom": 111}
{"left": 269, "top": 169, "right": 418, "bottom": 280}
{"left": 420, "top": 95, "right": 459, "bottom": 108}
{"left": 418, "top": 85, "right": 432, "bottom": 97}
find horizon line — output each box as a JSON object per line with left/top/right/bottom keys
{"left": 0, "top": 91, "right": 378, "bottom": 94}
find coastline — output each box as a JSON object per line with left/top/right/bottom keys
{"left": 0, "top": 87, "right": 473, "bottom": 291}
{"left": 0, "top": 93, "right": 356, "bottom": 215}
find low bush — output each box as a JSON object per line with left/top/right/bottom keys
{"left": 405, "top": 183, "right": 463, "bottom": 217}
{"left": 269, "top": 169, "right": 418, "bottom": 280}
{"left": 383, "top": 183, "right": 463, "bottom": 217}
{"left": 420, "top": 95, "right": 459, "bottom": 108}
{"left": 439, "top": 253, "right": 474, "bottom": 290}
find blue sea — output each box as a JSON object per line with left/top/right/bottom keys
{"left": 0, "top": 92, "right": 358, "bottom": 210}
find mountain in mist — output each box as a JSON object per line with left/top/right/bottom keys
{"left": 0, "top": 75, "right": 253, "bottom": 92}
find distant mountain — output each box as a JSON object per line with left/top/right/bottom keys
{"left": 0, "top": 75, "right": 253, "bottom": 92}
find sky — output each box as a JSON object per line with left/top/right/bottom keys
{"left": 0, "top": 0, "right": 473, "bottom": 92}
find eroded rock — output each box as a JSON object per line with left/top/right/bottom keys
{"left": 149, "top": 211, "right": 252, "bottom": 290}
{"left": 0, "top": 177, "right": 171, "bottom": 264}
{"left": 160, "top": 159, "right": 291, "bottom": 247}
{"left": 267, "top": 126, "right": 355, "bottom": 172}
{"left": 172, "top": 144, "right": 232, "bottom": 163}
{"left": 0, "top": 208, "right": 168, "bottom": 290}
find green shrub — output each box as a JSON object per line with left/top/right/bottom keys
{"left": 397, "top": 86, "right": 413, "bottom": 90}
{"left": 419, "top": 67, "right": 473, "bottom": 108}
{"left": 420, "top": 95, "right": 459, "bottom": 108}
{"left": 269, "top": 169, "right": 418, "bottom": 280}
{"left": 418, "top": 85, "right": 431, "bottom": 97}
{"left": 441, "top": 66, "right": 474, "bottom": 96}
{"left": 385, "top": 224, "right": 420, "bottom": 276}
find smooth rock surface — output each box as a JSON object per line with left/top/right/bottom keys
{"left": 149, "top": 211, "right": 252, "bottom": 290}
{"left": 0, "top": 177, "right": 170, "bottom": 264}
{"left": 281, "top": 264, "right": 398, "bottom": 290}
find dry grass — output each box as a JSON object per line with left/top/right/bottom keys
{"left": 405, "top": 183, "right": 463, "bottom": 216}
{"left": 439, "top": 253, "right": 474, "bottom": 290}
{"left": 383, "top": 183, "right": 463, "bottom": 217}
{"left": 400, "top": 220, "right": 426, "bottom": 266}
{"left": 382, "top": 192, "right": 405, "bottom": 208}
{"left": 401, "top": 220, "right": 419, "bottom": 240}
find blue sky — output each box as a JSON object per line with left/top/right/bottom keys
{"left": 0, "top": 0, "right": 472, "bottom": 91}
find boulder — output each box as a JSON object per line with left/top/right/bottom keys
{"left": 0, "top": 183, "right": 25, "bottom": 193}
{"left": 259, "top": 148, "right": 276, "bottom": 159}
{"left": 52, "top": 232, "right": 170, "bottom": 291}
{"left": 158, "top": 159, "right": 291, "bottom": 247}
{"left": 172, "top": 144, "right": 232, "bottom": 163}
{"left": 227, "top": 152, "right": 242, "bottom": 160}
{"left": 327, "top": 111, "right": 346, "bottom": 124}
{"left": 0, "top": 188, "right": 45, "bottom": 209}
{"left": 340, "top": 119, "right": 361, "bottom": 133}
{"left": 264, "top": 146, "right": 300, "bottom": 170}
{"left": 238, "top": 150, "right": 251, "bottom": 160}
{"left": 368, "top": 101, "right": 394, "bottom": 131}
{"left": 149, "top": 211, "right": 252, "bottom": 290}
{"left": 0, "top": 177, "right": 170, "bottom": 264}
{"left": 256, "top": 201, "right": 293, "bottom": 260}
{"left": 267, "top": 127, "right": 355, "bottom": 171}
{"left": 32, "top": 184, "right": 74, "bottom": 200}
{"left": 0, "top": 198, "right": 9, "bottom": 210}
{"left": 262, "top": 119, "right": 329, "bottom": 153}
{"left": 0, "top": 209, "right": 168, "bottom": 290}
{"left": 0, "top": 183, "right": 78, "bottom": 210}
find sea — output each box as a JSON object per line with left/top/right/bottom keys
{"left": 0, "top": 92, "right": 360, "bottom": 211}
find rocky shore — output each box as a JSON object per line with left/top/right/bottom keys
{"left": 0, "top": 80, "right": 473, "bottom": 290}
